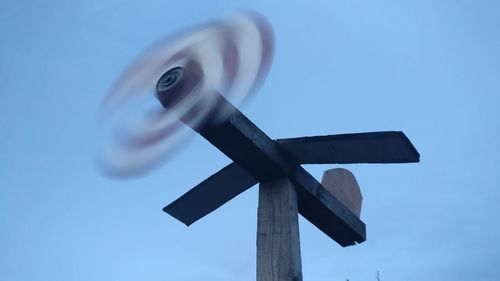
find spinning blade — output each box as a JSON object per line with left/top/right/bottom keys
{"left": 97, "top": 12, "right": 274, "bottom": 177}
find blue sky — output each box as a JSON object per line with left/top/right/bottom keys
{"left": 1, "top": 1, "right": 499, "bottom": 280}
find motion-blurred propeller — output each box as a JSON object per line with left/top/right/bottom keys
{"left": 97, "top": 12, "right": 274, "bottom": 177}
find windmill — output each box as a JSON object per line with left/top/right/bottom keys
{"left": 98, "top": 12, "right": 419, "bottom": 281}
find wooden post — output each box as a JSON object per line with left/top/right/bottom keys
{"left": 257, "top": 178, "right": 303, "bottom": 281}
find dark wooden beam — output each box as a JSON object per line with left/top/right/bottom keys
{"left": 157, "top": 68, "right": 370, "bottom": 246}
{"left": 194, "top": 102, "right": 366, "bottom": 246}
{"left": 164, "top": 162, "right": 258, "bottom": 226}
{"left": 278, "top": 131, "right": 420, "bottom": 164}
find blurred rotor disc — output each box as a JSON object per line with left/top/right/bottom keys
{"left": 97, "top": 11, "right": 274, "bottom": 177}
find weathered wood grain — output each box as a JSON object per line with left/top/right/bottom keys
{"left": 257, "top": 178, "right": 302, "bottom": 281}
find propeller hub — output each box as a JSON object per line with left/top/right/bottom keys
{"left": 155, "top": 67, "right": 200, "bottom": 109}
{"left": 157, "top": 67, "right": 183, "bottom": 92}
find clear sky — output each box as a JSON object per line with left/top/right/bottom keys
{"left": 1, "top": 1, "right": 499, "bottom": 281}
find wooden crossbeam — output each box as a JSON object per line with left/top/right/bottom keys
{"left": 189, "top": 98, "right": 365, "bottom": 246}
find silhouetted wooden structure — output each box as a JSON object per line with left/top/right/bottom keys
{"left": 157, "top": 67, "right": 420, "bottom": 281}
